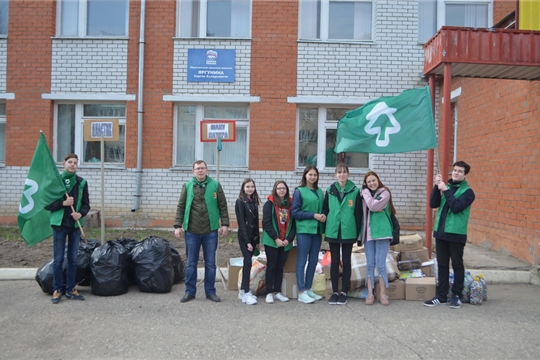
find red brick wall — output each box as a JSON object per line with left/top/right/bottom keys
{"left": 449, "top": 77, "right": 540, "bottom": 265}
{"left": 494, "top": 0, "right": 517, "bottom": 24}
{"left": 126, "top": 0, "right": 175, "bottom": 169}
{"left": 6, "top": 0, "right": 55, "bottom": 165}
{"left": 250, "top": 0, "right": 298, "bottom": 170}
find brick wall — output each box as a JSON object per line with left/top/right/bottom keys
{"left": 449, "top": 77, "right": 540, "bottom": 266}
{"left": 494, "top": 0, "right": 516, "bottom": 24}
{"left": 6, "top": 0, "right": 55, "bottom": 165}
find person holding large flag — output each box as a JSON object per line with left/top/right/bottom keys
{"left": 45, "top": 153, "right": 90, "bottom": 304}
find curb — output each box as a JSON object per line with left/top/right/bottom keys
{"left": 0, "top": 268, "right": 533, "bottom": 285}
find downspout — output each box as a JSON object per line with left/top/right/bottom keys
{"left": 425, "top": 74, "right": 436, "bottom": 257}
{"left": 132, "top": 0, "right": 146, "bottom": 212}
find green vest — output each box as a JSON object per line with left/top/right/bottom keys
{"left": 295, "top": 186, "right": 324, "bottom": 235}
{"left": 325, "top": 181, "right": 359, "bottom": 241}
{"left": 261, "top": 200, "right": 294, "bottom": 251}
{"left": 184, "top": 177, "right": 220, "bottom": 232}
{"left": 434, "top": 180, "right": 471, "bottom": 235}
{"left": 365, "top": 190, "right": 392, "bottom": 239}
{"left": 50, "top": 177, "right": 86, "bottom": 228}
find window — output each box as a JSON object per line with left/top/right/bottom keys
{"left": 418, "top": 0, "right": 492, "bottom": 43}
{"left": 299, "top": 0, "right": 373, "bottom": 41}
{"left": 57, "top": 0, "right": 128, "bottom": 37}
{"left": 178, "top": 0, "right": 251, "bottom": 38}
{"left": 55, "top": 103, "right": 126, "bottom": 164}
{"left": 176, "top": 104, "right": 249, "bottom": 167}
{"left": 298, "top": 107, "right": 368, "bottom": 170}
{"left": 0, "top": 102, "right": 5, "bottom": 163}
{"left": 0, "top": 0, "right": 8, "bottom": 36}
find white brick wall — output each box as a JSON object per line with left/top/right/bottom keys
{"left": 173, "top": 40, "right": 251, "bottom": 95}
{"left": 51, "top": 39, "right": 128, "bottom": 93}
{"left": 0, "top": 39, "right": 6, "bottom": 92}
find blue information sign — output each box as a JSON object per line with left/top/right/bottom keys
{"left": 187, "top": 49, "right": 235, "bottom": 83}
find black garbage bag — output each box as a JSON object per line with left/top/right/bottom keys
{"left": 76, "top": 238, "right": 101, "bottom": 286}
{"left": 115, "top": 238, "right": 139, "bottom": 285}
{"left": 170, "top": 245, "right": 185, "bottom": 284}
{"left": 35, "top": 258, "right": 62, "bottom": 295}
{"left": 130, "top": 236, "right": 174, "bottom": 293}
{"left": 90, "top": 240, "right": 130, "bottom": 296}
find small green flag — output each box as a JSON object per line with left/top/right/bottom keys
{"left": 335, "top": 87, "right": 437, "bottom": 154}
{"left": 18, "top": 133, "right": 67, "bottom": 246}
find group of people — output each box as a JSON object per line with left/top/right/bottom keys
{"left": 46, "top": 154, "right": 475, "bottom": 311}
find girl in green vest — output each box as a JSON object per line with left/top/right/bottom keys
{"left": 360, "top": 171, "right": 395, "bottom": 306}
{"left": 292, "top": 166, "right": 326, "bottom": 304}
{"left": 323, "top": 164, "right": 362, "bottom": 305}
{"left": 235, "top": 178, "right": 261, "bottom": 305}
{"left": 261, "top": 180, "right": 296, "bottom": 303}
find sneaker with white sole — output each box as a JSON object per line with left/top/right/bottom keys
{"left": 274, "top": 293, "right": 289, "bottom": 302}
{"left": 266, "top": 293, "right": 274, "bottom": 303}
{"left": 306, "top": 289, "right": 322, "bottom": 301}
{"left": 337, "top": 293, "right": 347, "bottom": 305}
{"left": 328, "top": 293, "right": 339, "bottom": 305}
{"left": 423, "top": 296, "right": 447, "bottom": 307}
{"left": 242, "top": 291, "right": 257, "bottom": 305}
{"left": 298, "top": 292, "right": 315, "bottom": 304}
{"left": 238, "top": 290, "right": 245, "bottom": 300}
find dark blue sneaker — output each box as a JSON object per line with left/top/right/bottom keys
{"left": 449, "top": 294, "right": 462, "bottom": 309}
{"left": 51, "top": 290, "right": 62, "bottom": 304}
{"left": 66, "top": 289, "right": 85, "bottom": 301}
{"left": 328, "top": 293, "right": 339, "bottom": 305}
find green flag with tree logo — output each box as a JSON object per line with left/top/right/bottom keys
{"left": 18, "top": 133, "right": 66, "bottom": 246}
{"left": 335, "top": 87, "right": 437, "bottom": 154}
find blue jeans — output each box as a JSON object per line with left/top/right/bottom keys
{"left": 296, "top": 233, "right": 322, "bottom": 292}
{"left": 52, "top": 226, "right": 81, "bottom": 292}
{"left": 185, "top": 231, "right": 218, "bottom": 297}
{"left": 364, "top": 239, "right": 391, "bottom": 289}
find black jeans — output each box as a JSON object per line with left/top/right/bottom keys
{"left": 238, "top": 240, "right": 254, "bottom": 293}
{"left": 435, "top": 238, "right": 465, "bottom": 299}
{"left": 329, "top": 242, "right": 353, "bottom": 293}
{"left": 264, "top": 245, "right": 289, "bottom": 294}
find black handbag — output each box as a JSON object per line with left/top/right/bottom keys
{"left": 390, "top": 213, "right": 400, "bottom": 246}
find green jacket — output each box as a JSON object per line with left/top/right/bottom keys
{"left": 360, "top": 188, "right": 393, "bottom": 242}
{"left": 174, "top": 176, "right": 229, "bottom": 234}
{"left": 48, "top": 176, "right": 89, "bottom": 228}
{"left": 261, "top": 196, "right": 296, "bottom": 250}
{"left": 323, "top": 180, "right": 361, "bottom": 242}
{"left": 294, "top": 186, "right": 324, "bottom": 235}
{"left": 434, "top": 180, "right": 472, "bottom": 235}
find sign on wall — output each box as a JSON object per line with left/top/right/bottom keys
{"left": 200, "top": 120, "right": 236, "bottom": 142}
{"left": 187, "top": 49, "right": 235, "bottom": 83}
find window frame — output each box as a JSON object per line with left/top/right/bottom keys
{"left": 0, "top": 0, "right": 8, "bottom": 36}
{"left": 299, "top": 0, "right": 374, "bottom": 42}
{"left": 176, "top": 0, "right": 252, "bottom": 39}
{"left": 296, "top": 106, "right": 369, "bottom": 172}
{"left": 174, "top": 103, "right": 250, "bottom": 169}
{"left": 56, "top": 0, "right": 129, "bottom": 38}
{"left": 53, "top": 101, "right": 127, "bottom": 166}
{"left": 418, "top": 0, "right": 493, "bottom": 44}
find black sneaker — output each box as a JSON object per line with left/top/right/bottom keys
{"left": 449, "top": 294, "right": 462, "bottom": 309}
{"left": 51, "top": 290, "right": 62, "bottom": 304}
{"left": 66, "top": 289, "right": 85, "bottom": 301}
{"left": 328, "top": 293, "right": 339, "bottom": 305}
{"left": 337, "top": 293, "right": 347, "bottom": 305}
{"left": 423, "top": 297, "right": 447, "bottom": 307}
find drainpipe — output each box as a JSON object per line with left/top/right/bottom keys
{"left": 425, "top": 74, "right": 436, "bottom": 257}
{"left": 132, "top": 0, "right": 146, "bottom": 212}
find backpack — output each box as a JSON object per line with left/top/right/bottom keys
{"left": 390, "top": 213, "right": 400, "bottom": 246}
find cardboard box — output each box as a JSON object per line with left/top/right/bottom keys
{"left": 227, "top": 257, "right": 244, "bottom": 290}
{"left": 400, "top": 247, "right": 430, "bottom": 263}
{"left": 283, "top": 247, "right": 298, "bottom": 273}
{"left": 405, "top": 277, "right": 436, "bottom": 301}
{"left": 281, "top": 272, "right": 298, "bottom": 299}
{"left": 376, "top": 279, "right": 405, "bottom": 300}
{"left": 394, "top": 234, "right": 423, "bottom": 252}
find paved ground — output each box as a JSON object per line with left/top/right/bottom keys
{"left": 0, "top": 280, "right": 539, "bottom": 359}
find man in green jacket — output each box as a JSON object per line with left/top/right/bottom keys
{"left": 424, "top": 161, "right": 475, "bottom": 309}
{"left": 174, "top": 160, "right": 229, "bottom": 303}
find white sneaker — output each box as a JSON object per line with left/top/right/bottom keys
{"left": 266, "top": 293, "right": 274, "bottom": 303}
{"left": 274, "top": 293, "right": 289, "bottom": 302}
{"left": 242, "top": 291, "right": 257, "bottom": 305}
{"left": 307, "top": 289, "right": 323, "bottom": 301}
{"left": 298, "top": 292, "right": 315, "bottom": 304}
{"left": 238, "top": 290, "right": 245, "bottom": 300}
